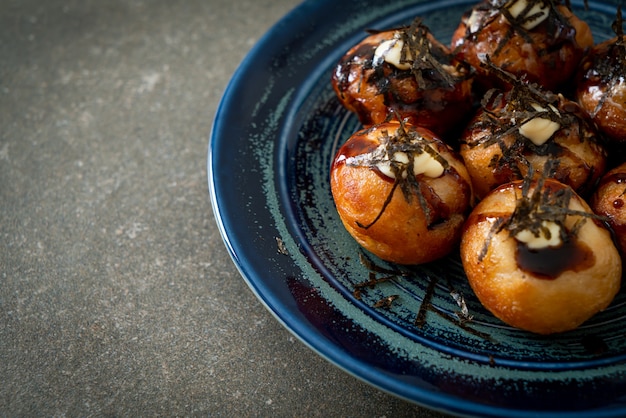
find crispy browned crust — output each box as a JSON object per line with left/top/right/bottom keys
{"left": 461, "top": 179, "right": 621, "bottom": 334}
{"left": 330, "top": 122, "right": 473, "bottom": 265}
{"left": 331, "top": 30, "right": 474, "bottom": 137}
{"left": 460, "top": 93, "right": 607, "bottom": 200}
{"left": 451, "top": 3, "right": 593, "bottom": 91}
{"left": 591, "top": 162, "right": 626, "bottom": 258}
{"left": 576, "top": 37, "right": 626, "bottom": 142}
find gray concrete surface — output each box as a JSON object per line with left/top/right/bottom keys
{"left": 0, "top": 0, "right": 450, "bottom": 416}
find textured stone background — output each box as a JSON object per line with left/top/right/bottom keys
{"left": 0, "top": 0, "right": 449, "bottom": 416}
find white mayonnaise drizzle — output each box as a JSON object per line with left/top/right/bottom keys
{"left": 518, "top": 103, "right": 560, "bottom": 146}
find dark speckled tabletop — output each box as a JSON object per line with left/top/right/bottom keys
{"left": 0, "top": 0, "right": 448, "bottom": 416}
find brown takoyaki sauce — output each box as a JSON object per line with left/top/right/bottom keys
{"left": 332, "top": 16, "right": 475, "bottom": 134}
{"left": 331, "top": 134, "right": 378, "bottom": 168}
{"left": 597, "top": 172, "right": 626, "bottom": 211}
{"left": 333, "top": 121, "right": 474, "bottom": 229}
{"left": 595, "top": 171, "right": 626, "bottom": 236}
{"left": 597, "top": 171, "right": 626, "bottom": 189}
{"left": 458, "top": 0, "right": 579, "bottom": 58}
{"left": 479, "top": 166, "right": 602, "bottom": 279}
{"left": 578, "top": 7, "right": 626, "bottom": 116}
{"left": 463, "top": 62, "right": 595, "bottom": 178}
{"left": 451, "top": 0, "right": 594, "bottom": 92}
{"left": 333, "top": 42, "right": 377, "bottom": 94}
{"left": 334, "top": 18, "right": 470, "bottom": 97}
{"left": 372, "top": 18, "right": 465, "bottom": 90}
{"left": 515, "top": 236, "right": 595, "bottom": 279}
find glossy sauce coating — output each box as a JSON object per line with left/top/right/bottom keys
{"left": 331, "top": 25, "right": 474, "bottom": 137}
{"left": 576, "top": 36, "right": 626, "bottom": 142}
{"left": 460, "top": 89, "right": 606, "bottom": 199}
{"left": 330, "top": 122, "right": 473, "bottom": 265}
{"left": 591, "top": 163, "right": 626, "bottom": 257}
{"left": 515, "top": 238, "right": 595, "bottom": 279}
{"left": 451, "top": 1, "right": 593, "bottom": 91}
{"left": 461, "top": 179, "right": 622, "bottom": 334}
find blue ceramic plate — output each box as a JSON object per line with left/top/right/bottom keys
{"left": 209, "top": 0, "right": 626, "bottom": 416}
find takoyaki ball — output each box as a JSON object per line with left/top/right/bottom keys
{"left": 460, "top": 77, "right": 607, "bottom": 199}
{"left": 576, "top": 29, "right": 626, "bottom": 143}
{"left": 461, "top": 177, "right": 622, "bottom": 334}
{"left": 330, "top": 121, "right": 473, "bottom": 265}
{"left": 331, "top": 18, "right": 474, "bottom": 137}
{"left": 451, "top": 0, "right": 593, "bottom": 91}
{"left": 591, "top": 162, "right": 626, "bottom": 257}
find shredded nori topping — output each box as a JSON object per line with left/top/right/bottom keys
{"left": 461, "top": 0, "right": 578, "bottom": 58}
{"left": 589, "top": 6, "right": 626, "bottom": 117}
{"left": 463, "top": 59, "right": 583, "bottom": 175}
{"left": 368, "top": 17, "right": 469, "bottom": 91}
{"left": 345, "top": 118, "right": 450, "bottom": 229}
{"left": 353, "top": 253, "right": 492, "bottom": 340}
{"left": 478, "top": 162, "right": 604, "bottom": 261}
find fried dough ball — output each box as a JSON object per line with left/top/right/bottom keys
{"left": 330, "top": 121, "right": 473, "bottom": 265}
{"left": 576, "top": 12, "right": 626, "bottom": 143}
{"left": 451, "top": 0, "right": 593, "bottom": 91}
{"left": 461, "top": 176, "right": 622, "bottom": 334}
{"left": 591, "top": 162, "right": 626, "bottom": 257}
{"left": 331, "top": 18, "right": 474, "bottom": 137}
{"left": 460, "top": 72, "right": 607, "bottom": 199}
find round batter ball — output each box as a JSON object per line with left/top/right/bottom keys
{"left": 461, "top": 177, "right": 622, "bottom": 334}
{"left": 576, "top": 33, "right": 626, "bottom": 143}
{"left": 331, "top": 121, "right": 473, "bottom": 265}
{"left": 591, "top": 162, "right": 626, "bottom": 258}
{"left": 460, "top": 77, "right": 607, "bottom": 199}
{"left": 451, "top": 0, "right": 593, "bottom": 91}
{"left": 332, "top": 17, "right": 474, "bottom": 138}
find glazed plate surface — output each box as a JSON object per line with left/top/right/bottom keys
{"left": 209, "top": 1, "right": 626, "bottom": 416}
